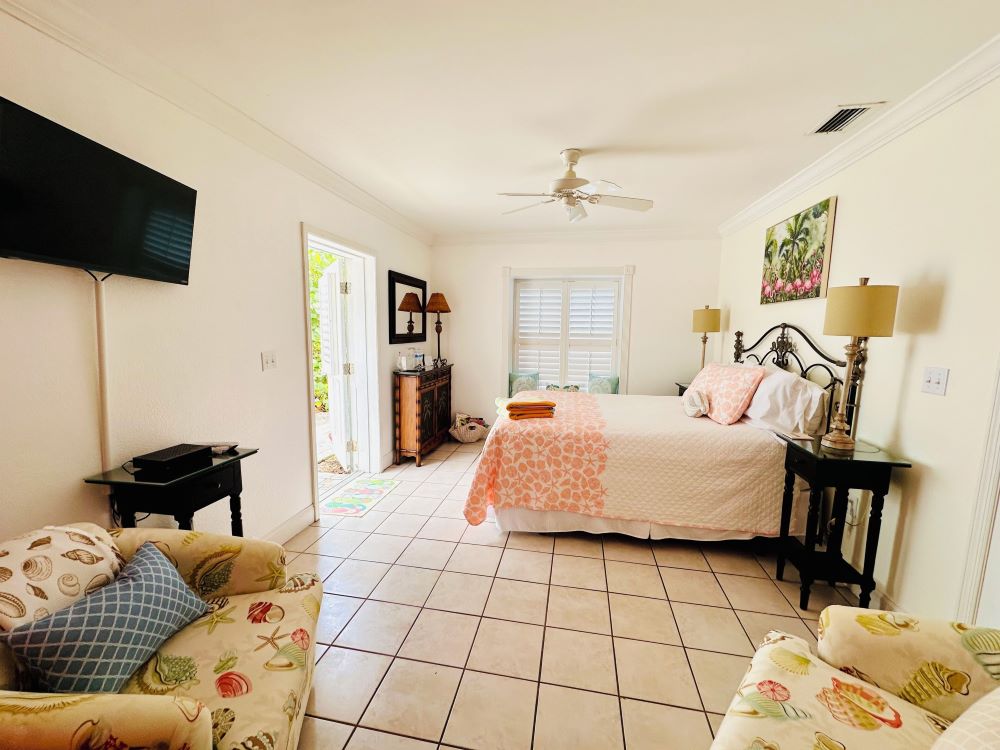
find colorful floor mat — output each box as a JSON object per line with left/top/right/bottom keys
{"left": 318, "top": 477, "right": 399, "bottom": 517}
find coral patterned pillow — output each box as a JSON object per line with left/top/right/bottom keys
{"left": 687, "top": 363, "right": 766, "bottom": 425}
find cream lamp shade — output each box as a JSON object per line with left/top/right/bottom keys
{"left": 692, "top": 306, "right": 721, "bottom": 334}
{"left": 823, "top": 283, "right": 899, "bottom": 337}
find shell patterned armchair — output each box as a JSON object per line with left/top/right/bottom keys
{"left": 0, "top": 524, "right": 320, "bottom": 750}
{"left": 711, "top": 605, "right": 1000, "bottom": 750}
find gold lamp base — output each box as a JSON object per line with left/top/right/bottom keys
{"left": 821, "top": 336, "right": 861, "bottom": 454}
{"left": 820, "top": 425, "right": 855, "bottom": 453}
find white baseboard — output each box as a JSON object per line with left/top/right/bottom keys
{"left": 264, "top": 505, "right": 315, "bottom": 545}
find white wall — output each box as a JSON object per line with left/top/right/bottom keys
{"left": 431, "top": 235, "right": 721, "bottom": 421}
{"left": 0, "top": 14, "right": 431, "bottom": 539}
{"left": 718, "top": 77, "right": 1000, "bottom": 616}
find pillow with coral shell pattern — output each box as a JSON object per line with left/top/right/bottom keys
{"left": 545, "top": 384, "right": 580, "bottom": 392}
{"left": 0, "top": 523, "right": 122, "bottom": 632}
{"left": 687, "top": 363, "right": 766, "bottom": 425}
{"left": 588, "top": 375, "right": 620, "bottom": 394}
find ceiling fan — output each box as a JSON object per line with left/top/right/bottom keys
{"left": 499, "top": 148, "right": 653, "bottom": 223}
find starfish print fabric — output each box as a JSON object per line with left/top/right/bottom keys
{"left": 120, "top": 571, "right": 321, "bottom": 750}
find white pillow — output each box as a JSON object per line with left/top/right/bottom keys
{"left": 743, "top": 365, "right": 828, "bottom": 436}
{"left": 682, "top": 389, "right": 709, "bottom": 418}
{"left": 932, "top": 686, "right": 1000, "bottom": 749}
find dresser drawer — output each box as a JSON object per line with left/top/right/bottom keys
{"left": 188, "top": 465, "right": 237, "bottom": 502}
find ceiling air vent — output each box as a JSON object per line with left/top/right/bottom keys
{"left": 812, "top": 102, "right": 885, "bottom": 134}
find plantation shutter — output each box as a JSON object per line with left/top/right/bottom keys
{"left": 513, "top": 277, "right": 621, "bottom": 391}
{"left": 514, "top": 282, "right": 563, "bottom": 387}
{"left": 566, "top": 282, "right": 618, "bottom": 387}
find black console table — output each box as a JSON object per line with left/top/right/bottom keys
{"left": 84, "top": 448, "right": 258, "bottom": 536}
{"left": 776, "top": 436, "right": 909, "bottom": 610}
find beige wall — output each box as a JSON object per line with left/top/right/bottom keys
{"left": 718, "top": 77, "right": 1000, "bottom": 616}
{"left": 431, "top": 236, "right": 721, "bottom": 422}
{"left": 0, "top": 15, "right": 431, "bottom": 539}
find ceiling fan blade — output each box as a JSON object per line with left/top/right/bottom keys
{"left": 593, "top": 195, "right": 653, "bottom": 211}
{"left": 578, "top": 179, "right": 622, "bottom": 196}
{"left": 502, "top": 199, "right": 555, "bottom": 215}
{"left": 565, "top": 202, "right": 588, "bottom": 223}
{"left": 498, "top": 192, "right": 553, "bottom": 197}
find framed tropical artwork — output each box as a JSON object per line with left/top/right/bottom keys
{"left": 760, "top": 197, "right": 837, "bottom": 305}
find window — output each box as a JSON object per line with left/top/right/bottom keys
{"left": 513, "top": 277, "right": 624, "bottom": 390}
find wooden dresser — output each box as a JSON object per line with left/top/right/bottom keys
{"left": 393, "top": 364, "right": 452, "bottom": 465}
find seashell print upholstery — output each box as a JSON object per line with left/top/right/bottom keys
{"left": 0, "top": 692, "right": 211, "bottom": 750}
{"left": 0, "top": 526, "right": 314, "bottom": 750}
{"left": 0, "top": 523, "right": 120, "bottom": 632}
{"left": 108, "top": 527, "right": 287, "bottom": 599}
{"left": 711, "top": 606, "right": 1000, "bottom": 750}
{"left": 711, "top": 630, "right": 945, "bottom": 749}
{"left": 818, "top": 606, "right": 1000, "bottom": 721}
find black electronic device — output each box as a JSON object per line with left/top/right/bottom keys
{"left": 0, "top": 96, "right": 197, "bottom": 284}
{"left": 132, "top": 443, "right": 213, "bottom": 480}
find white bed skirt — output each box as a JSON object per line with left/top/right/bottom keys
{"left": 493, "top": 491, "right": 808, "bottom": 542}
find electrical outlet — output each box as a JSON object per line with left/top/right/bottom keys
{"left": 261, "top": 351, "right": 278, "bottom": 371}
{"left": 921, "top": 366, "right": 949, "bottom": 396}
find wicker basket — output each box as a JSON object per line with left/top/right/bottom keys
{"left": 449, "top": 416, "right": 489, "bottom": 443}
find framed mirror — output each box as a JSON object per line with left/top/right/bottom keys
{"left": 388, "top": 270, "right": 427, "bottom": 344}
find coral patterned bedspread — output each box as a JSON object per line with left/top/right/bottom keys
{"left": 464, "top": 391, "right": 789, "bottom": 536}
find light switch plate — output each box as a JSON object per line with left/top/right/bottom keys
{"left": 921, "top": 366, "right": 948, "bottom": 396}
{"left": 261, "top": 350, "right": 278, "bottom": 371}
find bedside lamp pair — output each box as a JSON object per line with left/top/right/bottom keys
{"left": 398, "top": 291, "right": 451, "bottom": 368}
{"left": 690, "top": 278, "right": 898, "bottom": 454}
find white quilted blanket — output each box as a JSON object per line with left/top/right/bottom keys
{"left": 466, "top": 392, "right": 791, "bottom": 536}
{"left": 599, "top": 394, "right": 789, "bottom": 535}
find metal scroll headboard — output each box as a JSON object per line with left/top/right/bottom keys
{"left": 733, "top": 323, "right": 862, "bottom": 435}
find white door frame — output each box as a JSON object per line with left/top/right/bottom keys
{"left": 957, "top": 356, "right": 1000, "bottom": 622}
{"left": 300, "top": 224, "right": 381, "bottom": 516}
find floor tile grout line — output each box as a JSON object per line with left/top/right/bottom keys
{"left": 433, "top": 520, "right": 509, "bottom": 746}
{"left": 657, "top": 548, "right": 710, "bottom": 717}
{"left": 601, "top": 537, "right": 628, "bottom": 748}
{"left": 532, "top": 527, "right": 555, "bottom": 750}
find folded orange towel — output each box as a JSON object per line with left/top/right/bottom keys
{"left": 509, "top": 412, "right": 555, "bottom": 420}
{"left": 507, "top": 400, "right": 556, "bottom": 411}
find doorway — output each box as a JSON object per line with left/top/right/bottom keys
{"left": 303, "top": 228, "right": 378, "bottom": 510}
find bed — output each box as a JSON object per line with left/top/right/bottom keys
{"left": 464, "top": 323, "right": 853, "bottom": 541}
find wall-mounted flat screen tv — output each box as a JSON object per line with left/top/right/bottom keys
{"left": 0, "top": 96, "right": 197, "bottom": 285}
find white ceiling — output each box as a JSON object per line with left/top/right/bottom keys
{"left": 62, "top": 1, "right": 1000, "bottom": 238}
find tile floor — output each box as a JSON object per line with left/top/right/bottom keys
{"left": 288, "top": 440, "right": 856, "bottom": 750}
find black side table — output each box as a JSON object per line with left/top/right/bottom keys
{"left": 776, "top": 437, "right": 910, "bottom": 610}
{"left": 675, "top": 382, "right": 690, "bottom": 396}
{"left": 84, "top": 448, "right": 258, "bottom": 536}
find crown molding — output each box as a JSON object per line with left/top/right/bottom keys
{"left": 0, "top": 0, "right": 434, "bottom": 245}
{"left": 719, "top": 34, "right": 1000, "bottom": 237}
{"left": 432, "top": 225, "right": 715, "bottom": 248}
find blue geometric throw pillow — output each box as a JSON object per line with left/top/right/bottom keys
{"left": 1, "top": 542, "right": 207, "bottom": 693}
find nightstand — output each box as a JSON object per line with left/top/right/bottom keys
{"left": 675, "top": 382, "right": 690, "bottom": 396}
{"left": 776, "top": 436, "right": 910, "bottom": 610}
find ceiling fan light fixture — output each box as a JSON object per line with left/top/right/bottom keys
{"left": 566, "top": 202, "right": 588, "bottom": 223}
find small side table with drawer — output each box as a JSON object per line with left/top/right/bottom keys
{"left": 776, "top": 436, "right": 910, "bottom": 610}
{"left": 84, "top": 448, "right": 257, "bottom": 535}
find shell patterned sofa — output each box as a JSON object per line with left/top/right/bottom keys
{"left": 0, "top": 523, "right": 319, "bottom": 750}
{"left": 711, "top": 605, "right": 1000, "bottom": 750}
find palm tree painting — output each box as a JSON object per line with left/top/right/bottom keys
{"left": 760, "top": 197, "right": 837, "bottom": 305}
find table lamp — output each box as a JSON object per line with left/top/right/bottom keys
{"left": 425, "top": 292, "right": 451, "bottom": 368}
{"left": 397, "top": 292, "right": 423, "bottom": 334}
{"left": 821, "top": 277, "right": 899, "bottom": 452}
{"left": 692, "top": 305, "right": 721, "bottom": 370}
